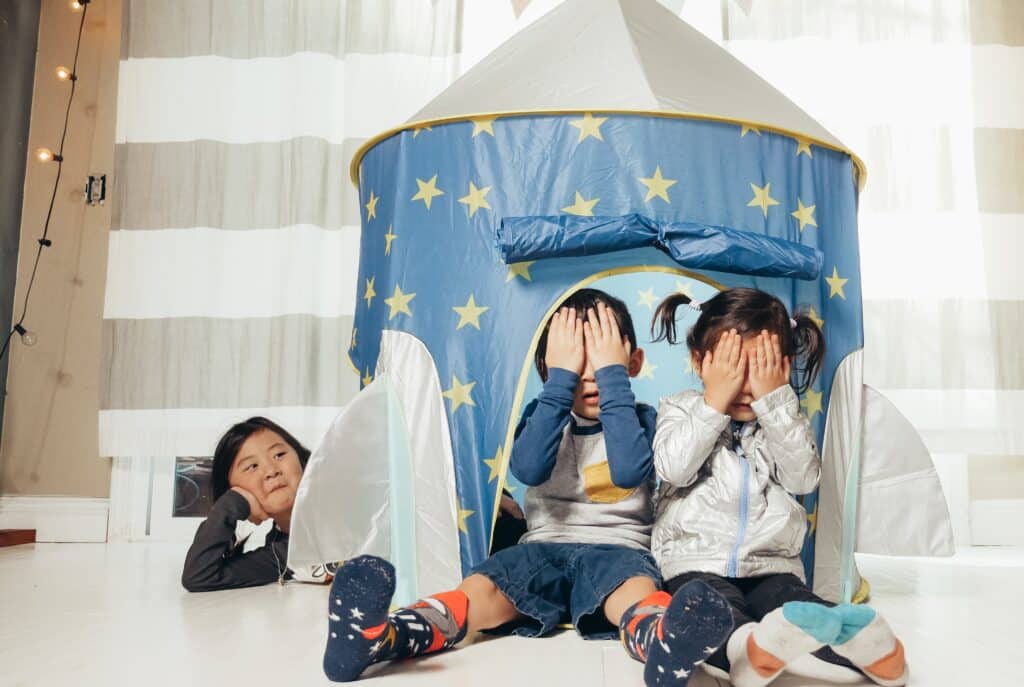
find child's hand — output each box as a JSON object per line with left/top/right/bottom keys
{"left": 232, "top": 486, "right": 269, "bottom": 525}
{"left": 545, "top": 307, "right": 585, "bottom": 375}
{"left": 700, "top": 329, "right": 747, "bottom": 414}
{"left": 583, "top": 302, "right": 630, "bottom": 371}
{"left": 748, "top": 330, "right": 791, "bottom": 399}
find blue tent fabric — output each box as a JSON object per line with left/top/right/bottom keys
{"left": 497, "top": 214, "right": 824, "bottom": 280}
{"left": 351, "top": 113, "right": 863, "bottom": 581}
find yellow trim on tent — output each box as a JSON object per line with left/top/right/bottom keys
{"left": 852, "top": 576, "right": 872, "bottom": 604}
{"left": 349, "top": 109, "right": 868, "bottom": 190}
{"left": 488, "top": 264, "right": 727, "bottom": 550}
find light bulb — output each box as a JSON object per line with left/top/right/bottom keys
{"left": 36, "top": 148, "right": 62, "bottom": 163}
{"left": 13, "top": 324, "right": 37, "bottom": 347}
{"left": 71, "top": 1, "right": 83, "bottom": 9}
{"left": 56, "top": 66, "right": 74, "bottom": 81}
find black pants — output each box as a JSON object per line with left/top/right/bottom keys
{"left": 666, "top": 572, "right": 858, "bottom": 674}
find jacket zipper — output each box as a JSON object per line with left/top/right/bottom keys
{"left": 728, "top": 426, "right": 751, "bottom": 578}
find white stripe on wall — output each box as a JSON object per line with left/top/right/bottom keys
{"left": 877, "top": 389, "right": 1024, "bottom": 456}
{"left": 115, "top": 52, "right": 462, "bottom": 145}
{"left": 99, "top": 406, "right": 350, "bottom": 457}
{"left": 726, "top": 41, "right": 1024, "bottom": 129}
{"left": 859, "top": 212, "right": 1024, "bottom": 300}
{"left": 103, "top": 225, "right": 361, "bottom": 319}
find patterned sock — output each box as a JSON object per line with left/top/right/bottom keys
{"left": 828, "top": 604, "right": 908, "bottom": 686}
{"left": 619, "top": 591, "right": 671, "bottom": 662}
{"left": 323, "top": 556, "right": 470, "bottom": 682}
{"left": 637, "top": 581, "right": 734, "bottom": 687}
{"left": 728, "top": 602, "right": 842, "bottom": 687}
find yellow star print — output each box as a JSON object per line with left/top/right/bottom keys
{"left": 674, "top": 280, "right": 694, "bottom": 298}
{"left": 561, "top": 191, "right": 599, "bottom": 216}
{"left": 362, "top": 367, "right": 373, "bottom": 387}
{"left": 741, "top": 125, "right": 761, "bottom": 137}
{"left": 442, "top": 375, "right": 477, "bottom": 411}
{"left": 411, "top": 174, "right": 445, "bottom": 210}
{"left": 363, "top": 276, "right": 376, "bottom": 308}
{"left": 791, "top": 199, "right": 818, "bottom": 232}
{"left": 806, "top": 500, "right": 819, "bottom": 535}
{"left": 825, "top": 266, "right": 849, "bottom": 299}
{"left": 801, "top": 388, "right": 823, "bottom": 419}
{"left": 483, "top": 445, "right": 504, "bottom": 483}
{"left": 506, "top": 261, "right": 535, "bottom": 282}
{"left": 637, "top": 360, "right": 657, "bottom": 379}
{"left": 383, "top": 225, "right": 397, "bottom": 255}
{"left": 748, "top": 182, "right": 780, "bottom": 217}
{"left": 364, "top": 190, "right": 379, "bottom": 221}
{"left": 384, "top": 284, "right": 416, "bottom": 319}
{"left": 471, "top": 117, "right": 497, "bottom": 137}
{"left": 637, "top": 288, "right": 659, "bottom": 309}
{"left": 639, "top": 166, "right": 678, "bottom": 203}
{"left": 453, "top": 294, "right": 490, "bottom": 330}
{"left": 795, "top": 137, "right": 814, "bottom": 158}
{"left": 350, "top": 327, "right": 357, "bottom": 350}
{"left": 457, "top": 503, "right": 475, "bottom": 534}
{"left": 807, "top": 307, "right": 824, "bottom": 330}
{"left": 569, "top": 112, "right": 608, "bottom": 142}
{"left": 458, "top": 182, "right": 492, "bottom": 217}
{"left": 412, "top": 124, "right": 432, "bottom": 138}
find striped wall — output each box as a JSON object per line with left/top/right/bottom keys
{"left": 722, "top": 0, "right": 1024, "bottom": 542}
{"left": 102, "top": 0, "right": 470, "bottom": 456}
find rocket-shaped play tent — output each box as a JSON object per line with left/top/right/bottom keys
{"left": 288, "top": 0, "right": 953, "bottom": 605}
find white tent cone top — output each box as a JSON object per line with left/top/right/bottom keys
{"left": 409, "top": 0, "right": 847, "bottom": 151}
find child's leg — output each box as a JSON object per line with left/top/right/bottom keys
{"left": 322, "top": 556, "right": 521, "bottom": 682}
{"left": 576, "top": 548, "right": 734, "bottom": 687}
{"left": 743, "top": 573, "right": 862, "bottom": 681}
{"left": 727, "top": 574, "right": 843, "bottom": 687}
{"left": 664, "top": 572, "right": 755, "bottom": 675}
{"left": 827, "top": 604, "right": 908, "bottom": 687}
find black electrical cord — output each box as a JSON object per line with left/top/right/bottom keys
{"left": 1, "top": 1, "right": 90, "bottom": 363}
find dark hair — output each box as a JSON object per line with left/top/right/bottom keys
{"left": 534, "top": 288, "right": 638, "bottom": 380}
{"left": 210, "top": 417, "right": 311, "bottom": 502}
{"left": 651, "top": 287, "right": 825, "bottom": 394}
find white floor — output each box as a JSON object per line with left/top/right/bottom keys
{"left": 1, "top": 544, "right": 1020, "bottom": 686}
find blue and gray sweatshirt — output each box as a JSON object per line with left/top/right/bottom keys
{"left": 510, "top": 365, "right": 658, "bottom": 550}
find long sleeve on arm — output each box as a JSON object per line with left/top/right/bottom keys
{"left": 751, "top": 385, "right": 821, "bottom": 495}
{"left": 595, "top": 364, "right": 655, "bottom": 488}
{"left": 653, "top": 392, "right": 730, "bottom": 488}
{"left": 509, "top": 368, "right": 577, "bottom": 486}
{"left": 181, "top": 489, "right": 288, "bottom": 592}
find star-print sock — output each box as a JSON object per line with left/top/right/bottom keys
{"left": 323, "top": 555, "right": 470, "bottom": 682}
{"left": 624, "top": 580, "right": 734, "bottom": 687}
{"left": 828, "top": 604, "right": 908, "bottom": 687}
{"left": 619, "top": 590, "right": 671, "bottom": 663}
{"left": 728, "top": 602, "right": 842, "bottom": 687}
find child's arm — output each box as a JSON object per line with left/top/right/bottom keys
{"left": 653, "top": 394, "right": 729, "bottom": 487}
{"left": 181, "top": 489, "right": 286, "bottom": 591}
{"left": 509, "top": 369, "right": 576, "bottom": 486}
{"left": 749, "top": 331, "right": 820, "bottom": 494}
{"left": 751, "top": 384, "right": 821, "bottom": 494}
{"left": 595, "top": 364, "right": 653, "bottom": 488}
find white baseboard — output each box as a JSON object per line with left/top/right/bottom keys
{"left": 970, "top": 500, "right": 1024, "bottom": 546}
{"left": 0, "top": 496, "right": 109, "bottom": 543}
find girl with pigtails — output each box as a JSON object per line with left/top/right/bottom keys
{"left": 649, "top": 288, "right": 908, "bottom": 687}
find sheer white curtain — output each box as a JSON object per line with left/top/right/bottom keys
{"left": 717, "top": 0, "right": 1024, "bottom": 546}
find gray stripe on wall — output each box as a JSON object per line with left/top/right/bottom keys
{"left": 970, "top": 0, "right": 1024, "bottom": 46}
{"left": 101, "top": 315, "right": 359, "bottom": 409}
{"left": 864, "top": 299, "right": 1024, "bottom": 390}
{"left": 975, "top": 128, "right": 1024, "bottom": 214}
{"left": 121, "top": 0, "right": 461, "bottom": 60}
{"left": 112, "top": 138, "right": 365, "bottom": 231}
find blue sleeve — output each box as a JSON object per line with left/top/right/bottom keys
{"left": 509, "top": 368, "right": 577, "bottom": 486}
{"left": 596, "top": 365, "right": 655, "bottom": 489}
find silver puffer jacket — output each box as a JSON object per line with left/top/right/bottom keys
{"left": 651, "top": 385, "right": 819, "bottom": 583}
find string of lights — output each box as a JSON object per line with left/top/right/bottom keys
{"left": 0, "top": 0, "right": 91, "bottom": 363}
